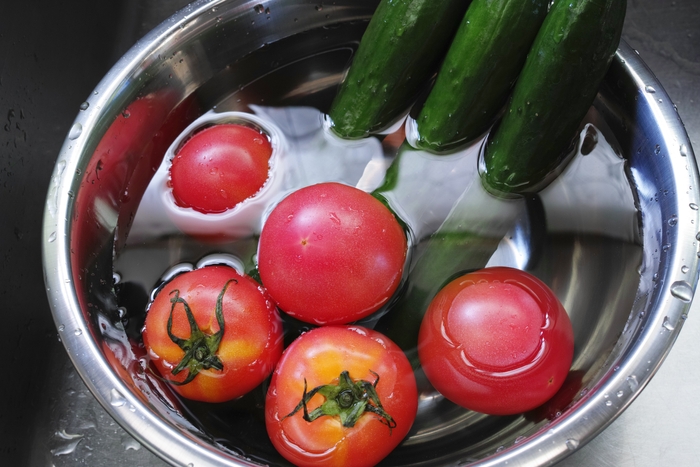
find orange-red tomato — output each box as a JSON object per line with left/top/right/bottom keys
{"left": 143, "top": 265, "right": 283, "bottom": 402}
{"left": 170, "top": 124, "right": 272, "bottom": 213}
{"left": 266, "top": 326, "right": 417, "bottom": 467}
{"left": 258, "top": 182, "right": 407, "bottom": 325}
{"left": 418, "top": 267, "right": 574, "bottom": 415}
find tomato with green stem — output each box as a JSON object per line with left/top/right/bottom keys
{"left": 266, "top": 325, "right": 417, "bottom": 467}
{"left": 257, "top": 182, "right": 407, "bottom": 325}
{"left": 143, "top": 265, "right": 283, "bottom": 403}
{"left": 169, "top": 123, "right": 272, "bottom": 214}
{"left": 418, "top": 266, "right": 574, "bottom": 415}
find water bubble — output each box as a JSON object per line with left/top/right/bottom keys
{"left": 670, "top": 280, "right": 693, "bottom": 302}
{"left": 645, "top": 85, "right": 656, "bottom": 93}
{"left": 68, "top": 122, "right": 83, "bottom": 140}
{"left": 110, "top": 388, "right": 127, "bottom": 407}
{"left": 680, "top": 144, "right": 689, "bottom": 157}
{"left": 566, "top": 439, "right": 580, "bottom": 451}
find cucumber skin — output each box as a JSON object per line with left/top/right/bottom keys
{"left": 482, "top": 0, "right": 627, "bottom": 195}
{"left": 416, "top": 0, "right": 549, "bottom": 152}
{"left": 328, "top": 0, "right": 469, "bottom": 139}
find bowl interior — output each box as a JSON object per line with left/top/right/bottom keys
{"left": 44, "top": 1, "right": 700, "bottom": 466}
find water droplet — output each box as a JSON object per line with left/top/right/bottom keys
{"left": 680, "top": 144, "right": 688, "bottom": 157}
{"left": 68, "top": 122, "right": 82, "bottom": 140}
{"left": 682, "top": 265, "right": 689, "bottom": 274}
{"left": 566, "top": 439, "right": 580, "bottom": 450}
{"left": 691, "top": 203, "right": 699, "bottom": 211}
{"left": 616, "top": 390, "right": 624, "bottom": 398}
{"left": 48, "top": 231, "right": 57, "bottom": 242}
{"left": 122, "top": 109, "right": 131, "bottom": 118}
{"left": 58, "top": 324, "right": 65, "bottom": 332}
{"left": 254, "top": 4, "right": 264, "bottom": 13}
{"left": 645, "top": 85, "right": 656, "bottom": 93}
{"left": 74, "top": 328, "right": 82, "bottom": 336}
{"left": 110, "top": 388, "right": 127, "bottom": 407}
{"left": 605, "top": 400, "right": 613, "bottom": 406}
{"left": 329, "top": 212, "right": 341, "bottom": 224}
{"left": 668, "top": 215, "right": 678, "bottom": 226}
{"left": 79, "top": 101, "right": 89, "bottom": 111}
{"left": 626, "top": 375, "right": 639, "bottom": 391}
{"left": 51, "top": 438, "right": 82, "bottom": 456}
{"left": 654, "top": 144, "right": 662, "bottom": 155}
{"left": 670, "top": 280, "right": 693, "bottom": 302}
{"left": 315, "top": 5, "right": 323, "bottom": 11}
{"left": 662, "top": 316, "right": 676, "bottom": 332}
{"left": 514, "top": 436, "right": 526, "bottom": 444}
{"left": 56, "top": 429, "right": 84, "bottom": 440}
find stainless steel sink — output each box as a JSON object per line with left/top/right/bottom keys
{"left": 2, "top": 1, "right": 700, "bottom": 466}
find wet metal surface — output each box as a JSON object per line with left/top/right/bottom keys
{"left": 1, "top": 0, "right": 699, "bottom": 466}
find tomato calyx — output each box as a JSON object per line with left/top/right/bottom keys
{"left": 166, "top": 278, "right": 237, "bottom": 385}
{"left": 285, "top": 370, "right": 397, "bottom": 432}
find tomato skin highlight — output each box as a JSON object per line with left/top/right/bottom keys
{"left": 169, "top": 124, "right": 272, "bottom": 214}
{"left": 265, "top": 326, "right": 418, "bottom": 467}
{"left": 143, "top": 265, "right": 283, "bottom": 403}
{"left": 257, "top": 182, "right": 407, "bottom": 325}
{"left": 418, "top": 267, "right": 574, "bottom": 415}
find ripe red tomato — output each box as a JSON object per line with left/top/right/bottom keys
{"left": 418, "top": 266, "right": 574, "bottom": 415}
{"left": 169, "top": 123, "right": 272, "bottom": 214}
{"left": 266, "top": 326, "right": 418, "bottom": 467}
{"left": 143, "top": 265, "right": 283, "bottom": 403}
{"left": 257, "top": 182, "right": 407, "bottom": 325}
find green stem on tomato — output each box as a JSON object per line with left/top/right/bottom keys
{"left": 166, "top": 278, "right": 236, "bottom": 385}
{"left": 285, "top": 370, "right": 396, "bottom": 432}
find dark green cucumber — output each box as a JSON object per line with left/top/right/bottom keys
{"left": 328, "top": 0, "right": 469, "bottom": 139}
{"left": 481, "top": 0, "right": 627, "bottom": 195}
{"left": 415, "top": 0, "right": 549, "bottom": 152}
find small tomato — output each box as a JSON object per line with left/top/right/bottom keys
{"left": 266, "top": 326, "right": 417, "bottom": 467}
{"left": 418, "top": 266, "right": 574, "bottom": 415}
{"left": 143, "top": 265, "right": 283, "bottom": 402}
{"left": 170, "top": 123, "right": 272, "bottom": 214}
{"left": 257, "top": 182, "right": 407, "bottom": 325}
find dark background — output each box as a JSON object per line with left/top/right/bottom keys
{"left": 1, "top": 1, "right": 698, "bottom": 466}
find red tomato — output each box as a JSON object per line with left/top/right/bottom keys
{"left": 170, "top": 123, "right": 272, "bottom": 213}
{"left": 266, "top": 326, "right": 417, "bottom": 467}
{"left": 257, "top": 182, "right": 407, "bottom": 325}
{"left": 418, "top": 266, "right": 574, "bottom": 415}
{"left": 143, "top": 265, "right": 283, "bottom": 402}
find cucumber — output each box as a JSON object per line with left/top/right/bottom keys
{"left": 414, "top": 0, "right": 549, "bottom": 152}
{"left": 481, "top": 0, "right": 627, "bottom": 195}
{"left": 328, "top": 0, "right": 469, "bottom": 139}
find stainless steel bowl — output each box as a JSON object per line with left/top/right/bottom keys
{"left": 42, "top": 1, "right": 700, "bottom": 466}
